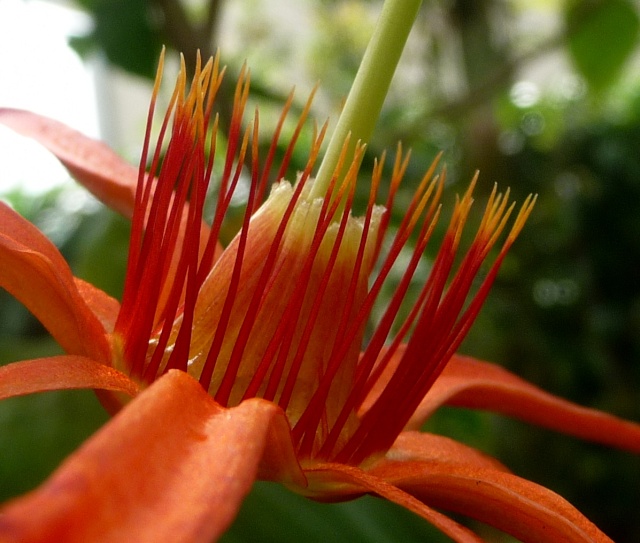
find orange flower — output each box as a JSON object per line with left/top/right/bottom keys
{"left": 0, "top": 53, "right": 639, "bottom": 543}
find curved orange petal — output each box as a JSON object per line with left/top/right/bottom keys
{"left": 303, "top": 463, "right": 485, "bottom": 543}
{"left": 407, "top": 354, "right": 640, "bottom": 453}
{"left": 73, "top": 278, "right": 121, "bottom": 334}
{"left": 257, "top": 415, "right": 308, "bottom": 488}
{"left": 0, "top": 370, "right": 300, "bottom": 543}
{"left": 0, "top": 356, "right": 139, "bottom": 400}
{"left": 388, "top": 431, "right": 509, "bottom": 473}
{"left": 368, "top": 456, "right": 613, "bottom": 543}
{"left": 0, "top": 109, "right": 223, "bottom": 306}
{"left": 0, "top": 203, "right": 110, "bottom": 361}
{"left": 0, "top": 108, "right": 138, "bottom": 217}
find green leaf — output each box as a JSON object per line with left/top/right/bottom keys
{"left": 69, "top": 0, "right": 162, "bottom": 80}
{"left": 222, "top": 482, "right": 452, "bottom": 543}
{"left": 0, "top": 389, "right": 107, "bottom": 500}
{"left": 565, "top": 0, "right": 640, "bottom": 91}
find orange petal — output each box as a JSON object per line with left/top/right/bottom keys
{"left": 303, "top": 463, "right": 485, "bottom": 543}
{"left": 406, "top": 354, "right": 640, "bottom": 453}
{"left": 0, "top": 370, "right": 301, "bottom": 543}
{"left": 0, "top": 109, "right": 222, "bottom": 304}
{"left": 0, "top": 108, "right": 138, "bottom": 217}
{"left": 0, "top": 356, "right": 139, "bottom": 400}
{"left": 368, "top": 456, "right": 613, "bottom": 543}
{"left": 256, "top": 411, "right": 307, "bottom": 488}
{"left": 0, "top": 203, "right": 110, "bottom": 361}
{"left": 388, "top": 431, "right": 509, "bottom": 473}
{"left": 74, "top": 278, "right": 120, "bottom": 334}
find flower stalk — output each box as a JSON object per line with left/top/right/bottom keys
{"left": 311, "top": 0, "right": 423, "bottom": 200}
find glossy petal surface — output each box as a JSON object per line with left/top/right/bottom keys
{"left": 0, "top": 203, "right": 110, "bottom": 361}
{"left": 73, "top": 278, "right": 120, "bottom": 334}
{"left": 0, "top": 356, "right": 139, "bottom": 400}
{"left": 409, "top": 354, "right": 640, "bottom": 453}
{"left": 0, "top": 108, "right": 138, "bottom": 217}
{"left": 0, "top": 370, "right": 299, "bottom": 543}
{"left": 387, "top": 431, "right": 509, "bottom": 472}
{"left": 0, "top": 108, "right": 223, "bottom": 331}
{"left": 368, "top": 452, "right": 613, "bottom": 543}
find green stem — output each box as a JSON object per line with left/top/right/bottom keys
{"left": 309, "top": 0, "right": 423, "bottom": 200}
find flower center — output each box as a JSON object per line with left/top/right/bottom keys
{"left": 113, "top": 51, "right": 535, "bottom": 464}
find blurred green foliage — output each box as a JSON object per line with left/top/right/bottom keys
{"left": 70, "top": 0, "right": 163, "bottom": 78}
{"left": 2, "top": 0, "right": 640, "bottom": 541}
{"left": 566, "top": 0, "right": 640, "bottom": 91}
